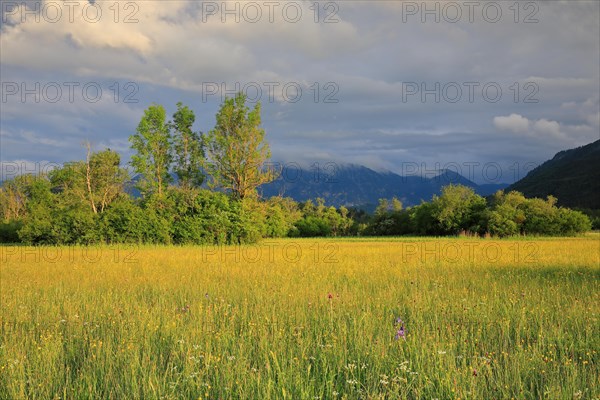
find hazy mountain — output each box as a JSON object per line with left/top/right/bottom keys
{"left": 506, "top": 139, "right": 600, "bottom": 209}
{"left": 259, "top": 164, "right": 507, "bottom": 208}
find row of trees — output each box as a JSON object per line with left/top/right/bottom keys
{"left": 0, "top": 94, "right": 592, "bottom": 244}
{"left": 366, "top": 185, "right": 592, "bottom": 237}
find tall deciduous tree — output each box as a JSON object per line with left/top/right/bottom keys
{"left": 205, "top": 93, "right": 275, "bottom": 199}
{"left": 87, "top": 146, "right": 129, "bottom": 213}
{"left": 170, "top": 102, "right": 205, "bottom": 189}
{"left": 129, "top": 104, "right": 172, "bottom": 197}
{"left": 49, "top": 144, "right": 128, "bottom": 214}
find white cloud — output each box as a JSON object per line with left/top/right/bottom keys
{"left": 493, "top": 114, "right": 530, "bottom": 134}
{"left": 493, "top": 114, "right": 570, "bottom": 140}
{"left": 533, "top": 119, "right": 562, "bottom": 138}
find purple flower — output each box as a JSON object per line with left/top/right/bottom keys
{"left": 395, "top": 326, "right": 406, "bottom": 340}
{"left": 394, "top": 316, "right": 406, "bottom": 340}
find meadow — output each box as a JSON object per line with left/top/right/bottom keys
{"left": 1, "top": 236, "right": 598, "bottom": 399}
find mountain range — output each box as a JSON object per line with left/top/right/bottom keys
{"left": 259, "top": 165, "right": 507, "bottom": 209}
{"left": 506, "top": 139, "right": 600, "bottom": 209}
{"left": 260, "top": 139, "right": 600, "bottom": 210}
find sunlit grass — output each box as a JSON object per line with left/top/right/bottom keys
{"left": 1, "top": 236, "right": 598, "bottom": 399}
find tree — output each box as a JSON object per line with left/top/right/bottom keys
{"left": 556, "top": 208, "right": 591, "bottom": 235}
{"left": 0, "top": 174, "right": 47, "bottom": 242}
{"left": 391, "top": 197, "right": 403, "bottom": 212}
{"left": 430, "top": 185, "right": 486, "bottom": 234}
{"left": 129, "top": 104, "right": 172, "bottom": 197}
{"left": 170, "top": 102, "right": 205, "bottom": 189}
{"left": 87, "top": 147, "right": 128, "bottom": 213}
{"left": 47, "top": 144, "right": 127, "bottom": 214}
{"left": 204, "top": 92, "right": 275, "bottom": 199}
{"left": 375, "top": 198, "right": 390, "bottom": 217}
{"left": 0, "top": 174, "right": 39, "bottom": 222}
{"left": 486, "top": 190, "right": 527, "bottom": 237}
{"left": 521, "top": 196, "right": 560, "bottom": 235}
{"left": 264, "top": 196, "right": 302, "bottom": 237}
{"left": 368, "top": 197, "right": 411, "bottom": 236}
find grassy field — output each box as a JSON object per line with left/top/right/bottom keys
{"left": 1, "top": 236, "right": 599, "bottom": 399}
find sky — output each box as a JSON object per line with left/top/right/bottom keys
{"left": 1, "top": 0, "right": 599, "bottom": 184}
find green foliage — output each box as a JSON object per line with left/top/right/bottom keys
{"left": 16, "top": 176, "right": 54, "bottom": 244}
{"left": 5, "top": 96, "right": 593, "bottom": 244}
{"left": 430, "top": 184, "right": 487, "bottom": 235}
{"left": 293, "top": 198, "right": 353, "bottom": 237}
{"left": 365, "top": 187, "right": 592, "bottom": 238}
{"left": 204, "top": 92, "right": 275, "bottom": 199}
{"left": 129, "top": 104, "right": 172, "bottom": 197}
{"left": 99, "top": 197, "right": 163, "bottom": 244}
{"left": 170, "top": 102, "right": 205, "bottom": 189}
{"left": 556, "top": 208, "right": 592, "bottom": 235}
{"left": 48, "top": 147, "right": 128, "bottom": 214}
{"left": 576, "top": 208, "right": 600, "bottom": 230}
{"left": 0, "top": 220, "right": 22, "bottom": 243}
{"left": 0, "top": 174, "right": 40, "bottom": 221}
{"left": 263, "top": 197, "right": 302, "bottom": 238}
{"left": 167, "top": 188, "right": 235, "bottom": 245}
{"left": 86, "top": 148, "right": 129, "bottom": 212}
{"left": 410, "top": 202, "right": 438, "bottom": 235}
{"left": 19, "top": 191, "right": 100, "bottom": 245}
{"left": 486, "top": 191, "right": 527, "bottom": 237}
{"left": 367, "top": 208, "right": 413, "bottom": 236}
{"left": 293, "top": 215, "right": 332, "bottom": 237}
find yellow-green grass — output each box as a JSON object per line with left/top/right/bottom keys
{"left": 1, "top": 236, "right": 599, "bottom": 399}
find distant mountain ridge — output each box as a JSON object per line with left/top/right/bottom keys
{"left": 259, "top": 164, "right": 507, "bottom": 208}
{"left": 507, "top": 139, "right": 600, "bottom": 209}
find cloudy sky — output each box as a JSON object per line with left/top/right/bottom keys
{"left": 1, "top": 0, "right": 599, "bottom": 183}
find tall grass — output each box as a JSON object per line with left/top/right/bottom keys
{"left": 1, "top": 236, "right": 598, "bottom": 399}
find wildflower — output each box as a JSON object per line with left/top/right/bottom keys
{"left": 328, "top": 293, "right": 333, "bottom": 299}
{"left": 472, "top": 369, "right": 478, "bottom": 377}
{"left": 395, "top": 326, "right": 406, "bottom": 340}
{"left": 394, "top": 317, "right": 406, "bottom": 340}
